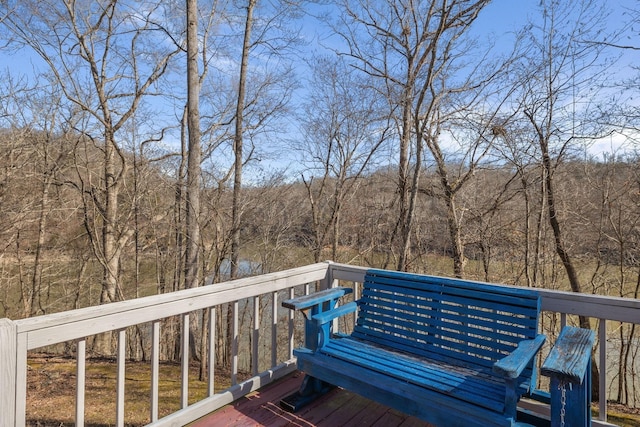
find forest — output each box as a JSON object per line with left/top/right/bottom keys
{"left": 1, "top": 0, "right": 640, "bottom": 410}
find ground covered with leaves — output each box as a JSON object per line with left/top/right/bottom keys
{"left": 26, "top": 353, "right": 236, "bottom": 427}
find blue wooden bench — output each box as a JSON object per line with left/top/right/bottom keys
{"left": 281, "top": 269, "right": 548, "bottom": 427}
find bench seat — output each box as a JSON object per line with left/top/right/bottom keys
{"left": 306, "top": 336, "right": 509, "bottom": 413}
{"left": 296, "top": 344, "right": 522, "bottom": 427}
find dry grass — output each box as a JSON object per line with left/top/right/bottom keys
{"left": 26, "top": 353, "right": 240, "bottom": 427}
{"left": 596, "top": 403, "right": 640, "bottom": 427}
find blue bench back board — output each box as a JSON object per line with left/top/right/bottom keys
{"left": 353, "top": 269, "right": 541, "bottom": 385}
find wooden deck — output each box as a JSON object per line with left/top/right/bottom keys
{"left": 190, "top": 371, "right": 432, "bottom": 427}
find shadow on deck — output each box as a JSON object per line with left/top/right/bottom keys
{"left": 190, "top": 371, "right": 432, "bottom": 427}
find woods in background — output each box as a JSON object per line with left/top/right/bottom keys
{"left": 1, "top": 0, "right": 640, "bottom": 405}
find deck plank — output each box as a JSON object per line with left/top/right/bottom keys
{"left": 190, "top": 371, "right": 433, "bottom": 426}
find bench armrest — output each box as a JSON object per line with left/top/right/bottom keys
{"left": 312, "top": 301, "right": 358, "bottom": 347}
{"left": 282, "top": 287, "right": 353, "bottom": 313}
{"left": 282, "top": 287, "right": 353, "bottom": 351}
{"left": 541, "top": 326, "right": 595, "bottom": 384}
{"left": 493, "top": 334, "right": 546, "bottom": 379}
{"left": 312, "top": 301, "right": 358, "bottom": 326}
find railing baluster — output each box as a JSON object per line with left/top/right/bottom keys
{"left": 599, "top": 318, "right": 607, "bottom": 422}
{"left": 288, "top": 288, "right": 295, "bottom": 359}
{"left": 208, "top": 307, "right": 215, "bottom": 396}
{"left": 76, "top": 338, "right": 86, "bottom": 426}
{"left": 232, "top": 301, "right": 239, "bottom": 385}
{"left": 253, "top": 296, "right": 260, "bottom": 376}
{"left": 116, "top": 329, "right": 126, "bottom": 427}
{"left": 272, "top": 291, "right": 278, "bottom": 368}
{"left": 0, "top": 319, "right": 18, "bottom": 427}
{"left": 150, "top": 320, "right": 160, "bottom": 422}
{"left": 181, "top": 313, "right": 189, "bottom": 409}
{"left": 16, "top": 333, "right": 28, "bottom": 426}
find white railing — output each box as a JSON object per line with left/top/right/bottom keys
{"left": 0, "top": 262, "right": 330, "bottom": 427}
{"left": 1, "top": 261, "right": 639, "bottom": 426}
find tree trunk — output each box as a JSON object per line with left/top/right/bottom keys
{"left": 230, "top": 0, "right": 256, "bottom": 279}
{"left": 539, "top": 141, "right": 599, "bottom": 400}
{"left": 184, "top": 0, "right": 201, "bottom": 290}
{"left": 396, "top": 88, "right": 413, "bottom": 272}
{"left": 446, "top": 196, "right": 465, "bottom": 279}
{"left": 31, "top": 172, "right": 51, "bottom": 316}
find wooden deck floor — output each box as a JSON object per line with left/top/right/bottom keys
{"left": 190, "top": 371, "right": 432, "bottom": 427}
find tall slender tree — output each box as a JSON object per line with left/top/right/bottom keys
{"left": 185, "top": 0, "right": 202, "bottom": 290}
{"left": 230, "top": 0, "right": 257, "bottom": 280}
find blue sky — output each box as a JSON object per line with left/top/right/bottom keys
{"left": 1, "top": 0, "right": 638, "bottom": 177}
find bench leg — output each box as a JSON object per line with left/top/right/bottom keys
{"left": 280, "top": 374, "right": 335, "bottom": 412}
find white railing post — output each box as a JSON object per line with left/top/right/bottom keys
{"left": 181, "top": 313, "right": 190, "bottom": 409}
{"left": 1, "top": 318, "right": 17, "bottom": 427}
{"left": 288, "top": 288, "right": 295, "bottom": 359}
{"left": 76, "top": 338, "right": 86, "bottom": 426}
{"left": 321, "top": 260, "right": 335, "bottom": 291}
{"left": 252, "top": 296, "right": 260, "bottom": 376}
{"left": 232, "top": 301, "right": 239, "bottom": 385}
{"left": 116, "top": 329, "right": 126, "bottom": 427}
{"left": 151, "top": 320, "right": 160, "bottom": 422}
{"left": 599, "top": 318, "right": 607, "bottom": 422}
{"left": 271, "top": 292, "right": 277, "bottom": 368}
{"left": 208, "top": 307, "right": 215, "bottom": 397}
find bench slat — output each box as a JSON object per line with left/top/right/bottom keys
{"left": 361, "top": 282, "right": 539, "bottom": 321}
{"left": 351, "top": 320, "right": 534, "bottom": 383}
{"left": 320, "top": 338, "right": 507, "bottom": 413}
{"left": 295, "top": 347, "right": 515, "bottom": 427}
{"left": 357, "top": 298, "right": 535, "bottom": 343}
{"left": 361, "top": 284, "right": 538, "bottom": 326}
{"left": 366, "top": 269, "right": 539, "bottom": 300}
{"left": 359, "top": 293, "right": 538, "bottom": 331}
{"left": 355, "top": 315, "right": 521, "bottom": 359}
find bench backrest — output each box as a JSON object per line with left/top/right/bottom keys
{"left": 353, "top": 270, "right": 541, "bottom": 378}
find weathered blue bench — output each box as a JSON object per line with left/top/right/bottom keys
{"left": 281, "top": 269, "right": 547, "bottom": 427}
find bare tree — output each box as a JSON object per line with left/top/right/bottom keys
{"left": 515, "top": 0, "right": 615, "bottom": 308}
{"left": 3, "top": 1, "right": 181, "bottom": 311}
{"left": 185, "top": 0, "right": 202, "bottom": 290}
{"left": 230, "top": 0, "right": 257, "bottom": 280}
{"left": 299, "top": 55, "right": 390, "bottom": 262}
{"left": 513, "top": 0, "right": 621, "bottom": 400}
{"left": 338, "top": 0, "right": 510, "bottom": 276}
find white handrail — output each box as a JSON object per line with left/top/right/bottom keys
{"left": 1, "top": 261, "right": 637, "bottom": 426}
{"left": 0, "top": 262, "right": 329, "bottom": 427}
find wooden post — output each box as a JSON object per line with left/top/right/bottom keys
{"left": 0, "top": 318, "right": 17, "bottom": 427}
{"left": 542, "top": 326, "right": 596, "bottom": 427}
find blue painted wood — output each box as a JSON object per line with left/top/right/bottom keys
{"left": 282, "top": 286, "right": 352, "bottom": 351}
{"left": 541, "top": 326, "right": 595, "bottom": 427}
{"left": 494, "top": 335, "right": 547, "bottom": 379}
{"left": 282, "top": 269, "right": 548, "bottom": 426}
{"left": 282, "top": 287, "right": 352, "bottom": 311}
{"left": 541, "top": 326, "right": 595, "bottom": 384}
